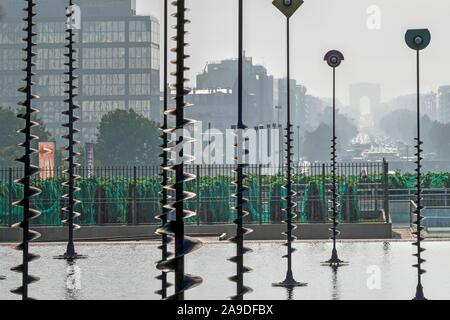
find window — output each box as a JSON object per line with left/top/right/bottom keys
{"left": 82, "top": 21, "right": 125, "bottom": 43}
{"left": 83, "top": 47, "right": 125, "bottom": 69}
{"left": 129, "top": 20, "right": 151, "bottom": 43}
{"left": 82, "top": 74, "right": 125, "bottom": 96}
{"left": 129, "top": 74, "right": 152, "bottom": 95}
{"left": 129, "top": 47, "right": 151, "bottom": 69}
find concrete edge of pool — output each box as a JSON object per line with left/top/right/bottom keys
{"left": 0, "top": 223, "right": 392, "bottom": 242}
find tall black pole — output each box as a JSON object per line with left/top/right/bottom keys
{"left": 413, "top": 48, "right": 425, "bottom": 300}
{"left": 11, "top": 0, "right": 42, "bottom": 300}
{"left": 56, "top": 0, "right": 84, "bottom": 261}
{"left": 156, "top": 0, "right": 202, "bottom": 300}
{"left": 155, "top": 0, "right": 172, "bottom": 299}
{"left": 272, "top": 0, "right": 306, "bottom": 288}
{"left": 229, "top": 0, "right": 253, "bottom": 300}
{"left": 322, "top": 50, "right": 346, "bottom": 267}
{"left": 404, "top": 28, "right": 430, "bottom": 301}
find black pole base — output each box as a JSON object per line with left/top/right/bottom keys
{"left": 54, "top": 242, "right": 87, "bottom": 260}
{"left": 321, "top": 248, "right": 348, "bottom": 267}
{"left": 0, "top": 275, "right": 5, "bottom": 280}
{"left": 272, "top": 270, "right": 307, "bottom": 288}
{"left": 413, "top": 284, "right": 427, "bottom": 300}
{"left": 53, "top": 253, "right": 88, "bottom": 261}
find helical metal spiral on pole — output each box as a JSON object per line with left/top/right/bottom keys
{"left": 154, "top": 0, "right": 172, "bottom": 299}
{"left": 58, "top": 0, "right": 82, "bottom": 261}
{"left": 322, "top": 50, "right": 347, "bottom": 267}
{"left": 404, "top": 28, "right": 431, "bottom": 301}
{"left": 272, "top": 3, "right": 306, "bottom": 287}
{"left": 228, "top": 0, "right": 253, "bottom": 300}
{"left": 156, "top": 0, "right": 202, "bottom": 300}
{"left": 11, "top": 0, "right": 42, "bottom": 300}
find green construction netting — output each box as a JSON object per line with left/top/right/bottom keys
{"left": 3, "top": 172, "right": 445, "bottom": 226}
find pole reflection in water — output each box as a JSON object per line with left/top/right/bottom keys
{"left": 330, "top": 266, "right": 340, "bottom": 300}
{"left": 65, "top": 261, "right": 81, "bottom": 300}
{"left": 285, "top": 287, "right": 294, "bottom": 300}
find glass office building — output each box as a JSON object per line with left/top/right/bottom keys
{"left": 0, "top": 0, "right": 160, "bottom": 145}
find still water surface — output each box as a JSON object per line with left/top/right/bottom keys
{"left": 1, "top": 241, "right": 450, "bottom": 300}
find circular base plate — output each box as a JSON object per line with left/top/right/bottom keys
{"left": 272, "top": 280, "right": 307, "bottom": 288}
{"left": 321, "top": 257, "right": 348, "bottom": 267}
{"left": 53, "top": 253, "right": 88, "bottom": 261}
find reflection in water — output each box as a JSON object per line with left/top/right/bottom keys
{"left": 65, "top": 261, "right": 81, "bottom": 300}
{"left": 331, "top": 266, "right": 340, "bottom": 300}
{"left": 285, "top": 287, "right": 294, "bottom": 300}
{"left": 383, "top": 242, "right": 391, "bottom": 254}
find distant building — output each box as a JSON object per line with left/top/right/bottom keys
{"left": 273, "top": 78, "right": 309, "bottom": 131}
{"left": 438, "top": 86, "right": 450, "bottom": 124}
{"left": 349, "top": 83, "right": 381, "bottom": 130}
{"left": 0, "top": 0, "right": 160, "bottom": 145}
{"left": 385, "top": 91, "right": 438, "bottom": 121}
{"left": 186, "top": 57, "right": 274, "bottom": 131}
{"left": 421, "top": 92, "right": 437, "bottom": 121}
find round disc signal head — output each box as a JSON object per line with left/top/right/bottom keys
{"left": 324, "top": 50, "right": 344, "bottom": 68}
{"left": 272, "top": 0, "right": 304, "bottom": 18}
{"left": 405, "top": 29, "right": 431, "bottom": 51}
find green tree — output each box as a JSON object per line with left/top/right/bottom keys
{"left": 0, "top": 107, "right": 53, "bottom": 167}
{"left": 302, "top": 108, "right": 358, "bottom": 162}
{"left": 302, "top": 123, "right": 332, "bottom": 162}
{"left": 95, "top": 109, "right": 160, "bottom": 166}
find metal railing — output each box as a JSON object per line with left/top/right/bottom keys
{"left": 0, "top": 162, "right": 389, "bottom": 226}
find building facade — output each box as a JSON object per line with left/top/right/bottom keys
{"left": 273, "top": 78, "right": 309, "bottom": 131}
{"left": 438, "top": 85, "right": 450, "bottom": 124}
{"left": 186, "top": 57, "right": 274, "bottom": 131}
{"left": 0, "top": 0, "right": 160, "bottom": 145}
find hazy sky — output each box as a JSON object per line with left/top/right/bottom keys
{"left": 138, "top": 0, "right": 450, "bottom": 105}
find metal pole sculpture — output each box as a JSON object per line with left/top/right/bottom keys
{"left": 155, "top": 0, "right": 172, "bottom": 299}
{"left": 321, "top": 50, "right": 347, "bottom": 268}
{"left": 228, "top": 0, "right": 253, "bottom": 300}
{"left": 11, "top": 0, "right": 42, "bottom": 300}
{"left": 156, "top": 0, "right": 202, "bottom": 300}
{"left": 56, "top": 0, "right": 84, "bottom": 261}
{"left": 272, "top": 0, "right": 306, "bottom": 289}
{"left": 405, "top": 28, "right": 431, "bottom": 301}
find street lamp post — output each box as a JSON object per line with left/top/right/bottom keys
{"left": 272, "top": 0, "right": 306, "bottom": 289}
{"left": 405, "top": 28, "right": 431, "bottom": 301}
{"left": 321, "top": 50, "right": 347, "bottom": 268}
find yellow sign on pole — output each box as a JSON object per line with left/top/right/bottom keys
{"left": 272, "top": 0, "right": 304, "bottom": 18}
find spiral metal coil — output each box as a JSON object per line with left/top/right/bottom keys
{"left": 322, "top": 133, "right": 346, "bottom": 266}
{"left": 282, "top": 124, "right": 297, "bottom": 262}
{"left": 10, "top": 0, "right": 42, "bottom": 300}
{"left": 229, "top": 129, "right": 253, "bottom": 299}
{"left": 59, "top": 0, "right": 81, "bottom": 260}
{"left": 156, "top": 0, "right": 202, "bottom": 300}
{"left": 412, "top": 138, "right": 426, "bottom": 299}
{"left": 154, "top": 0, "right": 173, "bottom": 299}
